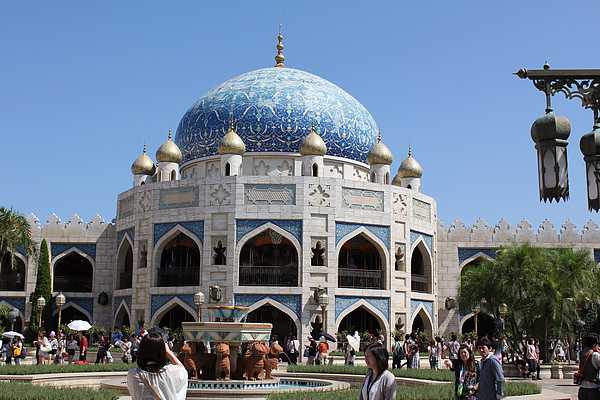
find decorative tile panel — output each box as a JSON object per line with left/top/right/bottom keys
{"left": 117, "top": 227, "right": 135, "bottom": 247}
{"left": 114, "top": 296, "right": 132, "bottom": 315}
{"left": 51, "top": 243, "right": 96, "bottom": 261}
{"left": 236, "top": 220, "right": 302, "bottom": 243}
{"left": 335, "top": 296, "right": 389, "bottom": 320}
{"left": 413, "top": 199, "right": 431, "bottom": 222}
{"left": 159, "top": 186, "right": 199, "bottom": 209}
{"left": 409, "top": 231, "right": 433, "bottom": 253}
{"left": 342, "top": 188, "right": 383, "bottom": 211}
{"left": 244, "top": 184, "right": 296, "bottom": 205}
{"left": 154, "top": 221, "right": 204, "bottom": 245}
{"left": 120, "top": 196, "right": 134, "bottom": 218}
{"left": 335, "top": 222, "right": 390, "bottom": 248}
{"left": 410, "top": 299, "right": 433, "bottom": 319}
{"left": 68, "top": 298, "right": 94, "bottom": 316}
{"left": 151, "top": 294, "right": 195, "bottom": 317}
{"left": 595, "top": 249, "right": 600, "bottom": 263}
{"left": 0, "top": 297, "right": 26, "bottom": 314}
{"left": 234, "top": 294, "right": 301, "bottom": 318}
{"left": 458, "top": 248, "right": 498, "bottom": 264}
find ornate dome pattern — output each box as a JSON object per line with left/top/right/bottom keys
{"left": 175, "top": 67, "right": 378, "bottom": 164}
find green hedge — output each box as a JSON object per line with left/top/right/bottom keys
{"left": 287, "top": 364, "right": 454, "bottom": 381}
{"left": 0, "top": 363, "right": 131, "bottom": 375}
{"left": 0, "top": 382, "right": 119, "bottom": 400}
{"left": 268, "top": 382, "right": 540, "bottom": 400}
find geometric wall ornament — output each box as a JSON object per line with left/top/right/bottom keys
{"left": 153, "top": 220, "right": 204, "bottom": 245}
{"left": 117, "top": 227, "right": 135, "bottom": 247}
{"left": 159, "top": 186, "right": 199, "bottom": 209}
{"left": 244, "top": 184, "right": 296, "bottom": 205}
{"left": 409, "top": 231, "right": 433, "bottom": 253}
{"left": 234, "top": 294, "right": 301, "bottom": 319}
{"left": 335, "top": 222, "right": 390, "bottom": 248}
{"left": 413, "top": 198, "right": 431, "bottom": 222}
{"left": 151, "top": 294, "right": 196, "bottom": 317}
{"left": 410, "top": 299, "right": 433, "bottom": 320}
{"left": 51, "top": 243, "right": 97, "bottom": 261}
{"left": 335, "top": 295, "right": 389, "bottom": 321}
{"left": 341, "top": 188, "right": 383, "bottom": 211}
{"left": 0, "top": 297, "right": 26, "bottom": 314}
{"left": 236, "top": 220, "right": 302, "bottom": 243}
{"left": 457, "top": 248, "right": 498, "bottom": 264}
{"left": 114, "top": 295, "right": 132, "bottom": 315}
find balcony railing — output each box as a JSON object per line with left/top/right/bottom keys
{"left": 0, "top": 274, "right": 25, "bottom": 291}
{"left": 118, "top": 272, "right": 132, "bottom": 290}
{"left": 54, "top": 276, "right": 93, "bottom": 292}
{"left": 157, "top": 267, "right": 199, "bottom": 287}
{"left": 411, "top": 273, "right": 430, "bottom": 293}
{"left": 239, "top": 266, "right": 298, "bottom": 286}
{"left": 338, "top": 268, "right": 383, "bottom": 289}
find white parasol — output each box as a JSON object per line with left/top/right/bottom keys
{"left": 346, "top": 334, "right": 359, "bottom": 351}
{"left": 2, "top": 331, "right": 24, "bottom": 339}
{"left": 67, "top": 320, "right": 92, "bottom": 331}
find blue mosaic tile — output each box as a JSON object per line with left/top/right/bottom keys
{"left": 159, "top": 186, "right": 199, "bottom": 209}
{"left": 51, "top": 243, "right": 96, "bottom": 261}
{"left": 114, "top": 296, "right": 132, "bottom": 315}
{"left": 244, "top": 184, "right": 296, "bottom": 205}
{"left": 66, "top": 298, "right": 94, "bottom": 317}
{"left": 335, "top": 296, "right": 389, "bottom": 321}
{"left": 409, "top": 231, "right": 433, "bottom": 253}
{"left": 14, "top": 245, "right": 28, "bottom": 260}
{"left": 234, "top": 294, "right": 301, "bottom": 318}
{"left": 153, "top": 221, "right": 204, "bottom": 245}
{"left": 117, "top": 228, "right": 135, "bottom": 247}
{"left": 151, "top": 294, "right": 195, "bottom": 317}
{"left": 335, "top": 222, "right": 389, "bottom": 248}
{"left": 0, "top": 297, "right": 26, "bottom": 314}
{"left": 594, "top": 249, "right": 600, "bottom": 263}
{"left": 236, "top": 220, "right": 302, "bottom": 243}
{"left": 410, "top": 299, "right": 433, "bottom": 319}
{"left": 458, "top": 248, "right": 498, "bottom": 264}
{"left": 175, "top": 67, "right": 378, "bottom": 164}
{"left": 341, "top": 188, "right": 384, "bottom": 211}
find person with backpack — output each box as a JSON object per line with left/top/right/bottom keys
{"left": 576, "top": 333, "right": 600, "bottom": 400}
{"left": 448, "top": 334, "right": 460, "bottom": 360}
{"left": 392, "top": 335, "right": 405, "bottom": 369}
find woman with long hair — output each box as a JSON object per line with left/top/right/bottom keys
{"left": 127, "top": 332, "right": 187, "bottom": 400}
{"left": 444, "top": 344, "right": 480, "bottom": 400}
{"left": 360, "top": 343, "right": 397, "bottom": 400}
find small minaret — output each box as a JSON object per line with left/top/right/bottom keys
{"left": 299, "top": 124, "right": 327, "bottom": 177}
{"left": 131, "top": 143, "right": 156, "bottom": 186}
{"left": 392, "top": 148, "right": 423, "bottom": 192}
{"left": 155, "top": 129, "right": 182, "bottom": 182}
{"left": 366, "top": 131, "right": 393, "bottom": 184}
{"left": 218, "top": 122, "right": 245, "bottom": 176}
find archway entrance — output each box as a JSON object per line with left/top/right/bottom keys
{"left": 247, "top": 305, "right": 296, "bottom": 346}
{"left": 54, "top": 253, "right": 93, "bottom": 292}
{"left": 411, "top": 309, "right": 432, "bottom": 333}
{"left": 338, "top": 307, "right": 381, "bottom": 338}
{"left": 0, "top": 253, "right": 25, "bottom": 291}
{"left": 114, "top": 306, "right": 131, "bottom": 329}
{"left": 158, "top": 233, "right": 201, "bottom": 287}
{"left": 157, "top": 305, "right": 195, "bottom": 332}
{"left": 461, "top": 313, "right": 495, "bottom": 338}
{"left": 62, "top": 306, "right": 90, "bottom": 324}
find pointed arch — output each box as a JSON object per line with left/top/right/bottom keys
{"left": 116, "top": 237, "right": 134, "bottom": 289}
{"left": 411, "top": 303, "right": 433, "bottom": 332}
{"left": 150, "top": 297, "right": 196, "bottom": 327}
{"left": 410, "top": 238, "right": 433, "bottom": 294}
{"left": 460, "top": 252, "right": 494, "bottom": 269}
{"left": 246, "top": 297, "right": 301, "bottom": 331}
{"left": 0, "top": 251, "right": 27, "bottom": 291}
{"left": 246, "top": 299, "right": 300, "bottom": 343}
{"left": 336, "top": 229, "right": 388, "bottom": 290}
{"left": 113, "top": 302, "right": 132, "bottom": 329}
{"left": 52, "top": 249, "right": 94, "bottom": 292}
{"left": 153, "top": 225, "right": 202, "bottom": 287}
{"left": 335, "top": 299, "right": 389, "bottom": 335}
{"left": 60, "top": 302, "right": 92, "bottom": 322}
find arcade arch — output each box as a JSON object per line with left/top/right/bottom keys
{"left": 337, "top": 233, "right": 384, "bottom": 289}
{"left": 53, "top": 252, "right": 93, "bottom": 292}
{"left": 0, "top": 252, "right": 25, "bottom": 291}
{"left": 156, "top": 231, "right": 201, "bottom": 287}
{"left": 410, "top": 241, "right": 432, "bottom": 294}
{"left": 116, "top": 239, "right": 133, "bottom": 289}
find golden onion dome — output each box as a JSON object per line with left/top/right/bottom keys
{"left": 218, "top": 123, "right": 246, "bottom": 155}
{"left": 131, "top": 144, "right": 156, "bottom": 175}
{"left": 397, "top": 149, "right": 423, "bottom": 178}
{"left": 366, "top": 135, "right": 393, "bottom": 165}
{"left": 299, "top": 125, "right": 327, "bottom": 156}
{"left": 156, "top": 129, "right": 183, "bottom": 163}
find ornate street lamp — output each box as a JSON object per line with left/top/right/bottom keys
{"left": 313, "top": 286, "right": 329, "bottom": 332}
{"left": 471, "top": 302, "right": 481, "bottom": 338}
{"left": 194, "top": 291, "right": 205, "bottom": 321}
{"left": 37, "top": 296, "right": 46, "bottom": 328}
{"left": 445, "top": 297, "right": 456, "bottom": 310}
{"left": 8, "top": 309, "right": 18, "bottom": 331}
{"left": 56, "top": 292, "right": 66, "bottom": 331}
{"left": 516, "top": 64, "right": 600, "bottom": 211}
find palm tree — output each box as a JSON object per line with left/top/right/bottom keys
{"left": 0, "top": 206, "right": 36, "bottom": 269}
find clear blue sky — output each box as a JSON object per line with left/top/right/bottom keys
{"left": 3, "top": 0, "right": 600, "bottom": 232}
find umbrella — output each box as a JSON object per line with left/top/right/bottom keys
{"left": 2, "top": 331, "right": 24, "bottom": 339}
{"left": 147, "top": 327, "right": 165, "bottom": 334}
{"left": 346, "top": 334, "right": 359, "bottom": 351}
{"left": 319, "top": 332, "right": 336, "bottom": 342}
{"left": 67, "top": 320, "right": 92, "bottom": 331}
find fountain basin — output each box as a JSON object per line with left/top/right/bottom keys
{"left": 182, "top": 321, "right": 272, "bottom": 344}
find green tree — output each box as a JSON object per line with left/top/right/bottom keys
{"left": 33, "top": 239, "right": 53, "bottom": 330}
{"left": 458, "top": 243, "right": 600, "bottom": 361}
{"left": 0, "top": 206, "right": 36, "bottom": 269}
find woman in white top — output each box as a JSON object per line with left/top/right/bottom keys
{"left": 360, "top": 343, "right": 397, "bottom": 400}
{"left": 127, "top": 332, "right": 188, "bottom": 400}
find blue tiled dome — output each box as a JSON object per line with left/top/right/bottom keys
{"left": 175, "top": 67, "right": 378, "bottom": 164}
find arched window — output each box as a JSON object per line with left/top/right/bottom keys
{"left": 116, "top": 241, "right": 133, "bottom": 289}
{"left": 385, "top": 172, "right": 390, "bottom": 184}
{"left": 239, "top": 229, "right": 298, "bottom": 286}
{"left": 171, "top": 170, "right": 177, "bottom": 180}
{"left": 338, "top": 234, "right": 384, "bottom": 289}
{"left": 54, "top": 252, "right": 93, "bottom": 292}
{"left": 312, "top": 163, "right": 318, "bottom": 177}
{"left": 0, "top": 252, "right": 25, "bottom": 291}
{"left": 371, "top": 172, "right": 376, "bottom": 182}
{"left": 158, "top": 233, "right": 200, "bottom": 287}
{"left": 225, "top": 163, "right": 231, "bottom": 176}
{"left": 411, "top": 244, "right": 432, "bottom": 293}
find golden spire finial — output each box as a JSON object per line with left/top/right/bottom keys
{"left": 275, "top": 24, "right": 286, "bottom": 68}
{"left": 143, "top": 140, "right": 147, "bottom": 154}
{"left": 378, "top": 128, "right": 382, "bottom": 142}
{"left": 229, "top": 119, "right": 235, "bottom": 133}
{"left": 168, "top": 128, "right": 172, "bottom": 140}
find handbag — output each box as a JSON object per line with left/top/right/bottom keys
{"left": 13, "top": 347, "right": 21, "bottom": 357}
{"left": 41, "top": 344, "right": 52, "bottom": 353}
{"left": 303, "top": 348, "right": 310, "bottom": 357}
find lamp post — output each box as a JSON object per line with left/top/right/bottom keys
{"left": 471, "top": 302, "right": 481, "bottom": 338}
{"left": 7, "top": 309, "right": 18, "bottom": 331}
{"left": 575, "top": 319, "right": 586, "bottom": 350}
{"left": 515, "top": 65, "right": 600, "bottom": 210}
{"left": 56, "top": 292, "right": 66, "bottom": 331}
{"left": 36, "top": 296, "right": 46, "bottom": 328}
{"left": 194, "top": 291, "right": 205, "bottom": 321}
{"left": 314, "top": 286, "right": 329, "bottom": 332}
